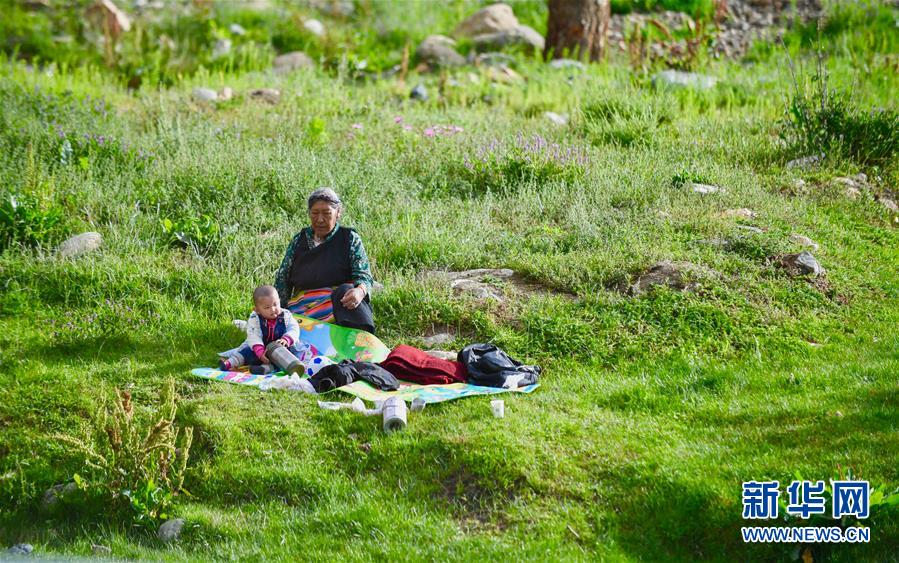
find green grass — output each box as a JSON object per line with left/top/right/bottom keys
{"left": 1, "top": 1, "right": 899, "bottom": 560}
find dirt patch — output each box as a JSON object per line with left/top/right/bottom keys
{"left": 423, "top": 268, "right": 577, "bottom": 303}
{"left": 438, "top": 467, "right": 517, "bottom": 531}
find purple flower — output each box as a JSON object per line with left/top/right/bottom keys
{"left": 394, "top": 116, "right": 403, "bottom": 124}
{"left": 351, "top": 123, "right": 363, "bottom": 130}
{"left": 423, "top": 128, "right": 436, "bottom": 137}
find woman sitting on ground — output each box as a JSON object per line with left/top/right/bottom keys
{"left": 273, "top": 187, "right": 376, "bottom": 334}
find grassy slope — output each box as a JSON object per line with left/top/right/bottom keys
{"left": 1, "top": 2, "right": 898, "bottom": 561}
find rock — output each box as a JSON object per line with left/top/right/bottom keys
{"left": 719, "top": 208, "right": 756, "bottom": 219}
{"left": 424, "top": 350, "right": 457, "bottom": 361}
{"left": 410, "top": 84, "right": 428, "bottom": 101}
{"left": 218, "top": 86, "right": 233, "bottom": 101}
{"left": 690, "top": 182, "right": 724, "bottom": 195}
{"left": 228, "top": 23, "right": 246, "bottom": 36}
{"left": 652, "top": 70, "right": 717, "bottom": 90}
{"left": 777, "top": 251, "right": 823, "bottom": 277}
{"left": 192, "top": 87, "right": 217, "bottom": 102}
{"left": 158, "top": 518, "right": 184, "bottom": 543}
{"left": 454, "top": 3, "right": 518, "bottom": 37}
{"left": 212, "top": 38, "right": 231, "bottom": 59}
{"left": 451, "top": 278, "right": 503, "bottom": 301}
{"left": 789, "top": 233, "right": 819, "bottom": 251}
{"left": 878, "top": 197, "right": 898, "bottom": 212}
{"left": 544, "top": 111, "right": 568, "bottom": 126}
{"left": 7, "top": 544, "right": 33, "bottom": 555}
{"left": 736, "top": 225, "right": 764, "bottom": 234}
{"left": 486, "top": 64, "right": 522, "bottom": 83}
{"left": 273, "top": 51, "right": 314, "bottom": 74}
{"left": 416, "top": 35, "right": 465, "bottom": 67}
{"left": 473, "top": 52, "right": 515, "bottom": 67}
{"left": 57, "top": 232, "right": 102, "bottom": 258}
{"left": 310, "top": 0, "right": 353, "bottom": 17}
{"left": 844, "top": 186, "right": 862, "bottom": 199}
{"left": 42, "top": 481, "right": 78, "bottom": 510}
{"left": 629, "top": 260, "right": 708, "bottom": 295}
{"left": 248, "top": 88, "right": 280, "bottom": 104}
{"left": 84, "top": 0, "right": 131, "bottom": 39}
{"left": 423, "top": 333, "right": 454, "bottom": 347}
{"left": 786, "top": 154, "right": 823, "bottom": 169}
{"left": 473, "top": 25, "right": 544, "bottom": 53}
{"left": 549, "top": 58, "right": 586, "bottom": 70}
{"left": 444, "top": 268, "right": 514, "bottom": 281}
{"left": 92, "top": 544, "right": 112, "bottom": 556}
{"left": 303, "top": 19, "right": 325, "bottom": 37}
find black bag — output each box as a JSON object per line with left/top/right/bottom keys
{"left": 457, "top": 343, "right": 540, "bottom": 388}
{"left": 310, "top": 361, "right": 400, "bottom": 393}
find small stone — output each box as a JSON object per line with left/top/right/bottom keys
{"left": 212, "top": 38, "right": 231, "bottom": 59}
{"left": 158, "top": 518, "right": 185, "bottom": 543}
{"left": 544, "top": 111, "right": 568, "bottom": 126}
{"left": 229, "top": 23, "right": 246, "bottom": 36}
{"left": 249, "top": 88, "right": 280, "bottom": 104}
{"left": 690, "top": 182, "right": 723, "bottom": 195}
{"left": 359, "top": 442, "right": 372, "bottom": 453}
{"left": 303, "top": 19, "right": 325, "bottom": 37}
{"left": 736, "top": 225, "right": 764, "bottom": 234}
{"left": 7, "top": 544, "right": 33, "bottom": 555}
{"left": 878, "top": 197, "right": 898, "bottom": 212}
{"left": 652, "top": 70, "right": 717, "bottom": 90}
{"left": 273, "top": 51, "right": 314, "bottom": 74}
{"left": 454, "top": 3, "right": 519, "bottom": 37}
{"left": 473, "top": 52, "right": 515, "bottom": 67}
{"left": 844, "top": 186, "right": 862, "bottom": 199}
{"left": 217, "top": 87, "right": 233, "bottom": 101}
{"left": 57, "top": 232, "right": 102, "bottom": 258}
{"left": 786, "top": 154, "right": 823, "bottom": 169}
{"left": 92, "top": 544, "right": 112, "bottom": 555}
{"left": 423, "top": 333, "right": 454, "bottom": 347}
{"left": 410, "top": 84, "right": 428, "bottom": 101}
{"left": 549, "top": 58, "right": 586, "bottom": 71}
{"left": 486, "top": 64, "right": 522, "bottom": 83}
{"left": 777, "top": 251, "right": 823, "bottom": 277}
{"left": 789, "top": 234, "right": 819, "bottom": 251}
{"left": 719, "top": 208, "right": 756, "bottom": 219}
{"left": 192, "top": 87, "right": 217, "bottom": 103}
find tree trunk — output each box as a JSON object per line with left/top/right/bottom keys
{"left": 544, "top": 0, "right": 611, "bottom": 62}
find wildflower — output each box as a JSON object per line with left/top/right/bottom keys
{"left": 402, "top": 125, "right": 413, "bottom": 131}
{"left": 423, "top": 128, "right": 436, "bottom": 137}
{"left": 394, "top": 116, "right": 403, "bottom": 124}
{"left": 351, "top": 123, "right": 363, "bottom": 130}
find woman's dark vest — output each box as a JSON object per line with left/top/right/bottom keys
{"left": 288, "top": 227, "right": 353, "bottom": 291}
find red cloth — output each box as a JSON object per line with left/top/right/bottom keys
{"left": 379, "top": 345, "right": 467, "bottom": 385}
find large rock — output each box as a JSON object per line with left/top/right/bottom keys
{"left": 273, "top": 51, "right": 314, "bottom": 74}
{"left": 57, "top": 232, "right": 102, "bottom": 258}
{"left": 473, "top": 25, "right": 544, "bottom": 53}
{"left": 416, "top": 35, "right": 465, "bottom": 67}
{"left": 652, "top": 70, "right": 717, "bottom": 90}
{"left": 776, "top": 251, "right": 823, "bottom": 277}
{"left": 158, "top": 518, "right": 185, "bottom": 543}
{"left": 7, "top": 544, "right": 33, "bottom": 556}
{"left": 454, "top": 3, "right": 518, "bottom": 37}
{"left": 42, "top": 482, "right": 78, "bottom": 510}
{"left": 423, "top": 333, "right": 454, "bottom": 347}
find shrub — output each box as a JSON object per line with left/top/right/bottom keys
{"left": 53, "top": 379, "right": 193, "bottom": 525}
{"left": 0, "top": 192, "right": 64, "bottom": 251}
{"left": 784, "top": 55, "right": 899, "bottom": 169}
{"left": 160, "top": 214, "right": 221, "bottom": 254}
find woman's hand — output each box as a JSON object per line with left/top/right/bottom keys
{"left": 340, "top": 286, "right": 365, "bottom": 310}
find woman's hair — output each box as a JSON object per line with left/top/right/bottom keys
{"left": 307, "top": 187, "right": 342, "bottom": 211}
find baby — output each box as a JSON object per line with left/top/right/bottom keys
{"left": 220, "top": 285, "right": 306, "bottom": 373}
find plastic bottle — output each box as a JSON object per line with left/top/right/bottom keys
{"left": 382, "top": 396, "right": 407, "bottom": 433}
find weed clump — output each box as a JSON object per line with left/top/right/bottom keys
{"left": 53, "top": 379, "right": 193, "bottom": 526}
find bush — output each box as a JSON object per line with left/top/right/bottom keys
{"left": 0, "top": 191, "right": 64, "bottom": 251}
{"left": 53, "top": 379, "right": 193, "bottom": 525}
{"left": 784, "top": 57, "right": 899, "bottom": 169}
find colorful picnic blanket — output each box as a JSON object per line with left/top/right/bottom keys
{"left": 191, "top": 368, "right": 539, "bottom": 404}
{"left": 293, "top": 314, "right": 390, "bottom": 363}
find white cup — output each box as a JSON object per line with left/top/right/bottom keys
{"left": 490, "top": 399, "right": 504, "bottom": 418}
